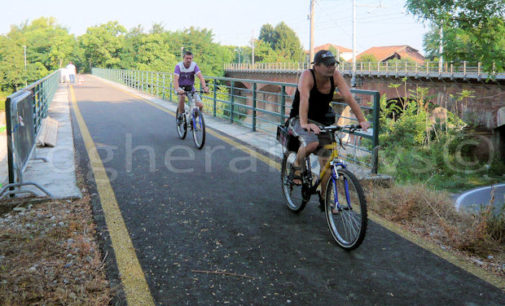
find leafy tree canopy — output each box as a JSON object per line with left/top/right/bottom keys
{"left": 257, "top": 22, "right": 304, "bottom": 62}
{"left": 406, "top": 0, "right": 505, "bottom": 72}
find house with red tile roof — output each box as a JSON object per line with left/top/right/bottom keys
{"left": 355, "top": 45, "right": 425, "bottom": 64}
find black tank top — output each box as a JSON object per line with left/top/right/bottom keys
{"left": 289, "top": 69, "right": 335, "bottom": 124}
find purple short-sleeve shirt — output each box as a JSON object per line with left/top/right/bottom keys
{"left": 174, "top": 61, "right": 201, "bottom": 87}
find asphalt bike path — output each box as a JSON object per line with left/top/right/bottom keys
{"left": 70, "top": 75, "right": 505, "bottom": 305}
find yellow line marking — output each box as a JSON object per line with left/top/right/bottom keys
{"left": 95, "top": 77, "right": 505, "bottom": 291}
{"left": 69, "top": 85, "right": 155, "bottom": 305}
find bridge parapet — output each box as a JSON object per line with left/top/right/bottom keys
{"left": 225, "top": 62, "right": 505, "bottom": 82}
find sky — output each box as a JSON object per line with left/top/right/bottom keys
{"left": 1, "top": 0, "right": 429, "bottom": 54}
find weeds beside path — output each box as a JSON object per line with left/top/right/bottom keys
{"left": 366, "top": 182, "right": 505, "bottom": 282}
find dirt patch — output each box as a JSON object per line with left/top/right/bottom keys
{"left": 0, "top": 195, "right": 112, "bottom": 305}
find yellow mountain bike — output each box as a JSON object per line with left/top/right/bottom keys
{"left": 278, "top": 123, "right": 367, "bottom": 250}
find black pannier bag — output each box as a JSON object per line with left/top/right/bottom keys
{"left": 276, "top": 120, "right": 300, "bottom": 152}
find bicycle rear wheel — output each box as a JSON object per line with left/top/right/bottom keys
{"left": 191, "top": 109, "right": 206, "bottom": 149}
{"left": 325, "top": 168, "right": 367, "bottom": 250}
{"left": 176, "top": 107, "right": 187, "bottom": 139}
{"left": 281, "top": 152, "right": 308, "bottom": 212}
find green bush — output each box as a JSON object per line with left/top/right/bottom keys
{"left": 378, "top": 86, "right": 505, "bottom": 191}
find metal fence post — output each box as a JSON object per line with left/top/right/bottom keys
{"left": 252, "top": 83, "right": 257, "bottom": 131}
{"left": 162, "top": 73, "right": 166, "bottom": 99}
{"left": 371, "top": 92, "right": 380, "bottom": 174}
{"left": 280, "top": 85, "right": 286, "bottom": 124}
{"left": 213, "top": 79, "right": 217, "bottom": 117}
{"left": 169, "top": 76, "right": 173, "bottom": 101}
{"left": 230, "top": 81, "right": 235, "bottom": 123}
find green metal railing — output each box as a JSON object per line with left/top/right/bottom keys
{"left": 1, "top": 69, "right": 60, "bottom": 198}
{"left": 92, "top": 68, "right": 381, "bottom": 173}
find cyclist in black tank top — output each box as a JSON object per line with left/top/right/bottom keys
{"left": 289, "top": 69, "right": 335, "bottom": 124}
{"left": 289, "top": 50, "right": 370, "bottom": 188}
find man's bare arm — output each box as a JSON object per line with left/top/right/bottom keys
{"left": 333, "top": 71, "right": 370, "bottom": 130}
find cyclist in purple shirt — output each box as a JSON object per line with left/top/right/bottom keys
{"left": 174, "top": 51, "right": 209, "bottom": 122}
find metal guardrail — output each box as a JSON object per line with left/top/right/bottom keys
{"left": 0, "top": 70, "right": 60, "bottom": 198}
{"left": 92, "top": 68, "right": 381, "bottom": 173}
{"left": 225, "top": 61, "right": 505, "bottom": 81}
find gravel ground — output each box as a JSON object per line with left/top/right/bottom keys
{"left": 0, "top": 195, "right": 111, "bottom": 305}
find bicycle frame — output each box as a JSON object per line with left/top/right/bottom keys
{"left": 184, "top": 91, "right": 201, "bottom": 128}
{"left": 307, "top": 141, "right": 350, "bottom": 211}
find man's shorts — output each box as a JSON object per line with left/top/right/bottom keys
{"left": 289, "top": 117, "right": 332, "bottom": 157}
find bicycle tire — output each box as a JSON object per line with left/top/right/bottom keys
{"left": 324, "top": 168, "right": 367, "bottom": 250}
{"left": 176, "top": 107, "right": 187, "bottom": 139}
{"left": 192, "top": 109, "right": 206, "bottom": 149}
{"left": 281, "top": 152, "right": 308, "bottom": 213}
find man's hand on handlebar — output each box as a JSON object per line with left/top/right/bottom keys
{"left": 176, "top": 88, "right": 185, "bottom": 95}
{"left": 359, "top": 121, "right": 370, "bottom": 132}
{"left": 203, "top": 86, "right": 209, "bottom": 93}
{"left": 301, "top": 122, "right": 320, "bottom": 134}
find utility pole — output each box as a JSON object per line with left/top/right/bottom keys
{"left": 251, "top": 37, "right": 255, "bottom": 66}
{"left": 351, "top": 1, "right": 384, "bottom": 87}
{"left": 351, "top": 0, "right": 357, "bottom": 87}
{"left": 438, "top": 24, "right": 443, "bottom": 71}
{"left": 181, "top": 46, "right": 184, "bottom": 58}
{"left": 309, "top": 0, "right": 315, "bottom": 63}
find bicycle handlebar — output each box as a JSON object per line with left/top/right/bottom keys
{"left": 177, "top": 89, "right": 207, "bottom": 96}
{"left": 318, "top": 124, "right": 362, "bottom": 133}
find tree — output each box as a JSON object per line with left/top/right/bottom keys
{"left": 357, "top": 54, "right": 378, "bottom": 64}
{"left": 405, "top": 0, "right": 505, "bottom": 72}
{"left": 274, "top": 22, "right": 304, "bottom": 62}
{"left": 9, "top": 17, "right": 77, "bottom": 71}
{"left": 405, "top": 0, "right": 505, "bottom": 27}
{"left": 259, "top": 24, "right": 277, "bottom": 49}
{"left": 79, "top": 21, "right": 126, "bottom": 71}
{"left": 0, "top": 35, "right": 25, "bottom": 92}
{"left": 0, "top": 17, "right": 73, "bottom": 92}
{"left": 257, "top": 22, "right": 304, "bottom": 62}
{"left": 135, "top": 33, "right": 176, "bottom": 72}
{"left": 253, "top": 40, "right": 281, "bottom": 63}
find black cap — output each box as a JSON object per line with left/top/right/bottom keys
{"left": 312, "top": 50, "right": 338, "bottom": 65}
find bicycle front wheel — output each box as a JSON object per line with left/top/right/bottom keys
{"left": 191, "top": 109, "right": 206, "bottom": 149}
{"left": 325, "top": 168, "right": 367, "bottom": 250}
{"left": 176, "top": 107, "right": 187, "bottom": 139}
{"left": 281, "top": 152, "right": 307, "bottom": 213}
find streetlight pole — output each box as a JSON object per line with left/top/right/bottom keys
{"left": 309, "top": 0, "right": 315, "bottom": 64}
{"left": 351, "top": 0, "right": 357, "bottom": 87}
{"left": 251, "top": 38, "right": 255, "bottom": 66}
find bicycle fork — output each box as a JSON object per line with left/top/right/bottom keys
{"left": 330, "top": 161, "right": 352, "bottom": 212}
